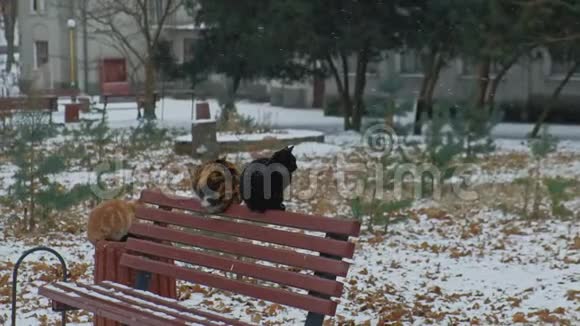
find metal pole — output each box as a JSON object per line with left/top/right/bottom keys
{"left": 161, "top": 74, "right": 165, "bottom": 120}
{"left": 82, "top": 0, "right": 89, "bottom": 93}
{"left": 11, "top": 246, "right": 69, "bottom": 326}
{"left": 191, "top": 92, "right": 196, "bottom": 121}
{"left": 69, "top": 28, "right": 76, "bottom": 88}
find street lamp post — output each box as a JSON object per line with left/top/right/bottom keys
{"left": 67, "top": 18, "right": 77, "bottom": 89}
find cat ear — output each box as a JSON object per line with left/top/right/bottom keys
{"left": 287, "top": 146, "right": 295, "bottom": 153}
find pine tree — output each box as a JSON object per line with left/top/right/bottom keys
{"left": 60, "top": 106, "right": 114, "bottom": 169}
{"left": 520, "top": 128, "right": 558, "bottom": 219}
{"left": 80, "top": 108, "right": 114, "bottom": 167}
{"left": 129, "top": 120, "right": 170, "bottom": 154}
{"left": 422, "top": 105, "right": 464, "bottom": 173}
{"left": 8, "top": 112, "right": 92, "bottom": 232}
{"left": 450, "top": 104, "right": 502, "bottom": 160}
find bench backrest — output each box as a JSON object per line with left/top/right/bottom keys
{"left": 0, "top": 96, "right": 58, "bottom": 112}
{"left": 35, "top": 88, "right": 81, "bottom": 98}
{"left": 102, "top": 81, "right": 131, "bottom": 97}
{"left": 122, "top": 189, "right": 361, "bottom": 318}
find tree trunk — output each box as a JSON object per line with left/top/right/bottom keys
{"left": 341, "top": 93, "right": 353, "bottom": 130}
{"left": 426, "top": 53, "right": 444, "bottom": 109}
{"left": 312, "top": 74, "right": 325, "bottom": 108}
{"left": 5, "top": 24, "right": 15, "bottom": 72}
{"left": 487, "top": 77, "right": 500, "bottom": 111}
{"left": 3, "top": 0, "right": 17, "bottom": 72}
{"left": 531, "top": 61, "right": 580, "bottom": 137}
{"left": 414, "top": 50, "right": 438, "bottom": 135}
{"left": 143, "top": 57, "right": 157, "bottom": 120}
{"left": 418, "top": 59, "right": 433, "bottom": 100}
{"left": 475, "top": 57, "right": 491, "bottom": 109}
{"left": 339, "top": 52, "right": 353, "bottom": 130}
{"left": 223, "top": 75, "right": 241, "bottom": 116}
{"left": 28, "top": 148, "right": 36, "bottom": 232}
{"left": 487, "top": 51, "right": 523, "bottom": 112}
{"left": 325, "top": 55, "right": 351, "bottom": 130}
{"left": 352, "top": 44, "right": 370, "bottom": 132}
{"left": 232, "top": 75, "right": 241, "bottom": 99}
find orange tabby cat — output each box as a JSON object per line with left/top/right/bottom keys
{"left": 87, "top": 199, "right": 139, "bottom": 245}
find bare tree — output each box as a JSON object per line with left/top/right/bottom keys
{"left": 0, "top": 0, "right": 18, "bottom": 72}
{"left": 84, "top": 0, "right": 185, "bottom": 119}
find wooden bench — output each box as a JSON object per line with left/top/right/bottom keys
{"left": 103, "top": 92, "right": 159, "bottom": 119}
{"left": 0, "top": 96, "right": 58, "bottom": 112}
{"left": 39, "top": 189, "right": 361, "bottom": 325}
{"left": 0, "top": 96, "right": 58, "bottom": 124}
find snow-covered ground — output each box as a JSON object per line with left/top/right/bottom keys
{"left": 1, "top": 100, "right": 579, "bottom": 325}
{"left": 51, "top": 98, "right": 345, "bottom": 134}
{"left": 176, "top": 129, "right": 324, "bottom": 143}
{"left": 48, "top": 97, "right": 580, "bottom": 140}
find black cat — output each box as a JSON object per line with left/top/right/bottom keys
{"left": 241, "top": 146, "right": 298, "bottom": 212}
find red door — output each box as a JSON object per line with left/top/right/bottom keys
{"left": 102, "top": 58, "right": 127, "bottom": 83}
{"left": 100, "top": 58, "right": 130, "bottom": 96}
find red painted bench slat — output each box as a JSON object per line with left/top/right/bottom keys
{"left": 140, "top": 190, "right": 361, "bottom": 237}
{"left": 135, "top": 206, "right": 356, "bottom": 258}
{"left": 126, "top": 238, "right": 344, "bottom": 297}
{"left": 120, "top": 255, "right": 339, "bottom": 316}
{"left": 130, "top": 223, "right": 350, "bottom": 277}
{"left": 98, "top": 281, "right": 252, "bottom": 326}
{"left": 73, "top": 282, "right": 222, "bottom": 326}
{"left": 42, "top": 281, "right": 248, "bottom": 326}
{"left": 40, "top": 283, "right": 186, "bottom": 326}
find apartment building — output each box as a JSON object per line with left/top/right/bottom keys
{"left": 18, "top": 0, "right": 197, "bottom": 94}
{"left": 18, "top": 1, "right": 580, "bottom": 122}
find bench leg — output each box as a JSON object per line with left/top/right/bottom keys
{"left": 304, "top": 233, "right": 348, "bottom": 326}
{"left": 305, "top": 313, "right": 325, "bottom": 326}
{"left": 103, "top": 96, "right": 109, "bottom": 113}
{"left": 135, "top": 271, "right": 152, "bottom": 291}
{"left": 137, "top": 104, "right": 142, "bottom": 120}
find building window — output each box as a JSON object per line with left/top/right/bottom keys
{"left": 31, "top": 0, "right": 45, "bottom": 14}
{"left": 346, "top": 56, "right": 379, "bottom": 75}
{"left": 149, "top": 0, "right": 163, "bottom": 24}
{"left": 34, "top": 41, "right": 49, "bottom": 68}
{"left": 400, "top": 51, "right": 424, "bottom": 75}
{"left": 183, "top": 38, "right": 195, "bottom": 63}
{"left": 550, "top": 60, "right": 580, "bottom": 76}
